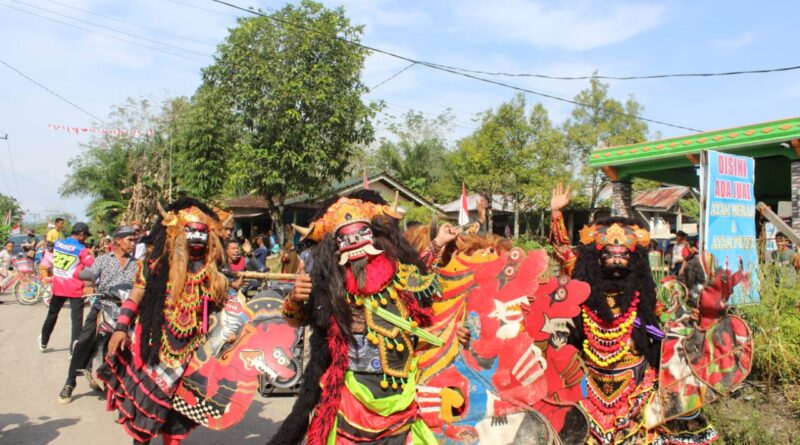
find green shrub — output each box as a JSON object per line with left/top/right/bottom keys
{"left": 734, "top": 263, "right": 800, "bottom": 399}
{"left": 512, "top": 235, "right": 553, "bottom": 254}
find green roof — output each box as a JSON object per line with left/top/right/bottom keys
{"left": 589, "top": 117, "right": 800, "bottom": 203}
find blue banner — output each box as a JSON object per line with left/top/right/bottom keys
{"left": 703, "top": 150, "right": 759, "bottom": 303}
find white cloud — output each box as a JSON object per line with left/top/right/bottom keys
{"left": 709, "top": 31, "right": 755, "bottom": 49}
{"left": 454, "top": 0, "right": 667, "bottom": 51}
{"left": 326, "top": 0, "right": 430, "bottom": 33}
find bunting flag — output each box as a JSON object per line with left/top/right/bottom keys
{"left": 458, "top": 183, "right": 469, "bottom": 226}
{"left": 48, "top": 124, "right": 154, "bottom": 137}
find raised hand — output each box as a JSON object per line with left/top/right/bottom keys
{"left": 550, "top": 183, "right": 572, "bottom": 213}
{"left": 434, "top": 223, "right": 461, "bottom": 247}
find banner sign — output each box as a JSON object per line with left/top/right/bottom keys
{"left": 48, "top": 124, "right": 154, "bottom": 137}
{"left": 702, "top": 150, "right": 759, "bottom": 302}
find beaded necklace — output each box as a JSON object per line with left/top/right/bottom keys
{"left": 581, "top": 294, "right": 639, "bottom": 367}
{"left": 160, "top": 265, "right": 213, "bottom": 368}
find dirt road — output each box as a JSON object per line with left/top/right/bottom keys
{"left": 0, "top": 294, "right": 295, "bottom": 444}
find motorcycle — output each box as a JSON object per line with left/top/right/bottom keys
{"left": 76, "top": 269, "right": 131, "bottom": 391}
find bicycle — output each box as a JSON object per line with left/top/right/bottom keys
{"left": 3, "top": 256, "right": 48, "bottom": 305}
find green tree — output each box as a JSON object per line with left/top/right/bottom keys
{"left": 453, "top": 94, "right": 570, "bottom": 237}
{"left": 172, "top": 85, "right": 233, "bottom": 200}
{"left": 0, "top": 193, "right": 23, "bottom": 225}
{"left": 61, "top": 97, "right": 187, "bottom": 229}
{"left": 633, "top": 178, "right": 662, "bottom": 193}
{"left": 564, "top": 75, "right": 648, "bottom": 214}
{"left": 0, "top": 192, "right": 22, "bottom": 242}
{"left": 680, "top": 197, "right": 700, "bottom": 221}
{"left": 202, "top": 0, "right": 379, "bottom": 241}
{"left": 368, "top": 110, "right": 456, "bottom": 203}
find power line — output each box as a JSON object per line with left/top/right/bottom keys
{"left": 0, "top": 57, "right": 107, "bottom": 124}
{"left": 0, "top": 136, "right": 11, "bottom": 195}
{"left": 164, "top": 0, "right": 241, "bottom": 18}
{"left": 427, "top": 62, "right": 800, "bottom": 81}
{"left": 0, "top": 3, "right": 208, "bottom": 64}
{"left": 371, "top": 62, "right": 416, "bottom": 90}
{"left": 205, "top": 0, "right": 797, "bottom": 82}
{"left": 207, "top": 0, "right": 702, "bottom": 132}
{"left": 3, "top": 138, "right": 22, "bottom": 198}
{"left": 367, "top": 88, "right": 483, "bottom": 118}
{"left": 7, "top": 0, "right": 212, "bottom": 58}
{"left": 39, "top": 0, "right": 218, "bottom": 48}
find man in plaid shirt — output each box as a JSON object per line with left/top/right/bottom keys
{"left": 58, "top": 226, "right": 137, "bottom": 404}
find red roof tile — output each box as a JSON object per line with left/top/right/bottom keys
{"left": 226, "top": 194, "right": 269, "bottom": 209}
{"left": 632, "top": 186, "right": 691, "bottom": 210}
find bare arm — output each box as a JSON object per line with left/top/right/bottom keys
{"left": 549, "top": 184, "right": 577, "bottom": 276}
{"left": 107, "top": 287, "right": 145, "bottom": 356}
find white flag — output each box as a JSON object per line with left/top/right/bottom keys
{"left": 458, "top": 183, "right": 469, "bottom": 227}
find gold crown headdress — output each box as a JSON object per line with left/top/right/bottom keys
{"left": 157, "top": 202, "right": 221, "bottom": 237}
{"left": 293, "top": 194, "right": 402, "bottom": 242}
{"left": 213, "top": 207, "right": 234, "bottom": 229}
{"left": 579, "top": 222, "right": 650, "bottom": 251}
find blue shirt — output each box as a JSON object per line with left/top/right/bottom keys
{"left": 253, "top": 246, "right": 268, "bottom": 269}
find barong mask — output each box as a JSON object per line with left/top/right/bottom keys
{"left": 184, "top": 222, "right": 209, "bottom": 257}
{"left": 580, "top": 222, "right": 649, "bottom": 280}
{"left": 294, "top": 195, "right": 403, "bottom": 293}
{"left": 293, "top": 195, "right": 402, "bottom": 244}
{"left": 335, "top": 222, "right": 383, "bottom": 266}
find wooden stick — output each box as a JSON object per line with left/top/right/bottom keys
{"left": 758, "top": 202, "right": 800, "bottom": 245}
{"left": 235, "top": 271, "right": 298, "bottom": 281}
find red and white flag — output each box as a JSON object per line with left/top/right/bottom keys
{"left": 458, "top": 183, "right": 469, "bottom": 226}
{"left": 10, "top": 223, "right": 20, "bottom": 235}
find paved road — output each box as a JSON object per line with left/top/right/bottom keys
{"left": 0, "top": 294, "right": 295, "bottom": 444}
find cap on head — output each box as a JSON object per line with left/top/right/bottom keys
{"left": 113, "top": 226, "right": 136, "bottom": 239}
{"left": 71, "top": 222, "right": 92, "bottom": 236}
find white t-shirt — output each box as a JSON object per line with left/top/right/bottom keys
{"left": 671, "top": 242, "right": 686, "bottom": 266}
{"left": 134, "top": 243, "right": 147, "bottom": 261}
{"left": 0, "top": 250, "right": 11, "bottom": 270}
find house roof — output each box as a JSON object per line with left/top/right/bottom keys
{"left": 226, "top": 194, "right": 269, "bottom": 209}
{"left": 333, "top": 171, "right": 445, "bottom": 216}
{"left": 439, "top": 193, "right": 513, "bottom": 213}
{"left": 588, "top": 117, "right": 800, "bottom": 204}
{"left": 633, "top": 186, "right": 693, "bottom": 211}
{"left": 590, "top": 117, "right": 800, "bottom": 168}
{"left": 226, "top": 171, "right": 446, "bottom": 216}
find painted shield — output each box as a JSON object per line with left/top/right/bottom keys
{"left": 646, "top": 277, "right": 753, "bottom": 428}
{"left": 417, "top": 248, "right": 590, "bottom": 444}
{"left": 172, "top": 291, "right": 302, "bottom": 430}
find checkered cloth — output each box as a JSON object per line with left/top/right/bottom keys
{"left": 172, "top": 396, "right": 224, "bottom": 426}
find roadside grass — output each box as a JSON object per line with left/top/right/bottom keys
{"left": 708, "top": 263, "right": 800, "bottom": 444}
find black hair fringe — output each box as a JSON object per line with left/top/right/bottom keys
{"left": 568, "top": 218, "right": 662, "bottom": 368}
{"left": 267, "top": 194, "right": 426, "bottom": 444}
{"left": 137, "top": 197, "right": 219, "bottom": 366}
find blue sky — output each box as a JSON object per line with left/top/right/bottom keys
{"left": 1, "top": 0, "right": 798, "bottom": 221}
